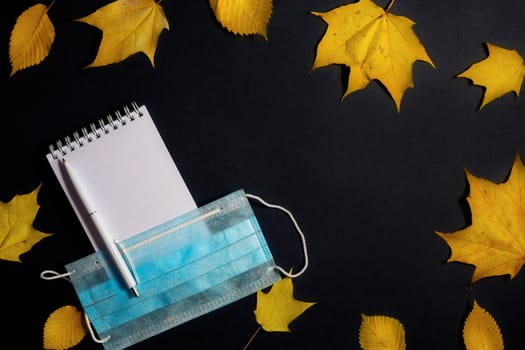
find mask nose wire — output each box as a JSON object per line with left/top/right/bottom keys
{"left": 245, "top": 193, "right": 309, "bottom": 278}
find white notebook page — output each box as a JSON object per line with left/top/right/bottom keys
{"left": 46, "top": 104, "right": 197, "bottom": 250}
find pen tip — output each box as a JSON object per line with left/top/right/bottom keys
{"left": 131, "top": 286, "right": 139, "bottom": 297}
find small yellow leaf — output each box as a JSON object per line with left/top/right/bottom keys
{"left": 209, "top": 0, "right": 273, "bottom": 40}
{"left": 359, "top": 314, "right": 406, "bottom": 350}
{"left": 0, "top": 184, "right": 52, "bottom": 262}
{"left": 9, "top": 3, "right": 55, "bottom": 76}
{"left": 436, "top": 153, "right": 525, "bottom": 282}
{"left": 254, "top": 277, "right": 315, "bottom": 332}
{"left": 458, "top": 42, "right": 525, "bottom": 109}
{"left": 76, "top": 0, "right": 169, "bottom": 67}
{"left": 43, "top": 305, "right": 87, "bottom": 350}
{"left": 463, "top": 301, "right": 504, "bottom": 350}
{"left": 311, "top": 0, "right": 434, "bottom": 112}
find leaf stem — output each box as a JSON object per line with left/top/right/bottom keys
{"left": 242, "top": 326, "right": 262, "bottom": 350}
{"left": 385, "top": 0, "right": 396, "bottom": 12}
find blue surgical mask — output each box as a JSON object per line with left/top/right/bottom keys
{"left": 44, "top": 189, "right": 308, "bottom": 350}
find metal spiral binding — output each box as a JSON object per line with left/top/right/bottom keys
{"left": 49, "top": 102, "right": 143, "bottom": 159}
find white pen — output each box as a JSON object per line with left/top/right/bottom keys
{"left": 61, "top": 159, "right": 139, "bottom": 297}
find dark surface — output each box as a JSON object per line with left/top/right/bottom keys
{"left": 2, "top": 0, "right": 525, "bottom": 349}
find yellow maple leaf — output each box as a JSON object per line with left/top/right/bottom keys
{"left": 463, "top": 301, "right": 504, "bottom": 350}
{"left": 457, "top": 42, "right": 525, "bottom": 109}
{"left": 359, "top": 314, "right": 406, "bottom": 350}
{"left": 254, "top": 277, "right": 315, "bottom": 332}
{"left": 76, "top": 0, "right": 169, "bottom": 68}
{"left": 0, "top": 184, "right": 52, "bottom": 262}
{"left": 9, "top": 3, "right": 55, "bottom": 76}
{"left": 43, "top": 305, "right": 87, "bottom": 350}
{"left": 436, "top": 154, "right": 525, "bottom": 282}
{"left": 209, "top": 0, "right": 272, "bottom": 40}
{"left": 311, "top": 0, "right": 434, "bottom": 112}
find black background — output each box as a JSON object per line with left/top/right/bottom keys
{"left": 2, "top": 0, "right": 525, "bottom": 349}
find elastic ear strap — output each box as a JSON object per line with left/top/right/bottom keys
{"left": 84, "top": 313, "right": 110, "bottom": 344}
{"left": 40, "top": 270, "right": 72, "bottom": 282}
{"left": 40, "top": 270, "right": 110, "bottom": 344}
{"left": 245, "top": 193, "right": 309, "bottom": 278}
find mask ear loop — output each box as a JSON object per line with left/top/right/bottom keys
{"left": 40, "top": 270, "right": 73, "bottom": 281}
{"left": 84, "top": 313, "right": 111, "bottom": 344}
{"left": 40, "top": 270, "right": 110, "bottom": 344}
{"left": 245, "top": 193, "right": 309, "bottom": 278}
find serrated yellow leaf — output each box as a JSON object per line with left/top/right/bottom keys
{"left": 209, "top": 0, "right": 272, "bottom": 40}
{"left": 463, "top": 301, "right": 504, "bottom": 350}
{"left": 43, "top": 305, "right": 87, "bottom": 350}
{"left": 457, "top": 42, "right": 525, "bottom": 109}
{"left": 9, "top": 3, "right": 55, "bottom": 76}
{"left": 359, "top": 314, "right": 406, "bottom": 350}
{"left": 76, "top": 0, "right": 169, "bottom": 67}
{"left": 436, "top": 153, "right": 525, "bottom": 282}
{"left": 254, "top": 277, "right": 315, "bottom": 332}
{"left": 0, "top": 184, "right": 52, "bottom": 262}
{"left": 311, "top": 0, "right": 434, "bottom": 112}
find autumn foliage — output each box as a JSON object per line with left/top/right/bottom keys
{"left": 76, "top": 0, "right": 169, "bottom": 68}
{"left": 0, "top": 185, "right": 51, "bottom": 262}
{"left": 458, "top": 43, "right": 525, "bottom": 109}
{"left": 8, "top": 0, "right": 525, "bottom": 111}
{"left": 311, "top": 0, "right": 434, "bottom": 112}
{"left": 9, "top": 0, "right": 273, "bottom": 75}
{"left": 436, "top": 154, "right": 525, "bottom": 282}
{"left": 43, "top": 306, "right": 87, "bottom": 350}
{"left": 4, "top": 0, "right": 525, "bottom": 348}
{"left": 9, "top": 3, "right": 55, "bottom": 76}
{"left": 254, "top": 277, "right": 315, "bottom": 332}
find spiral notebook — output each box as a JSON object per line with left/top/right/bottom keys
{"left": 46, "top": 103, "right": 197, "bottom": 250}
